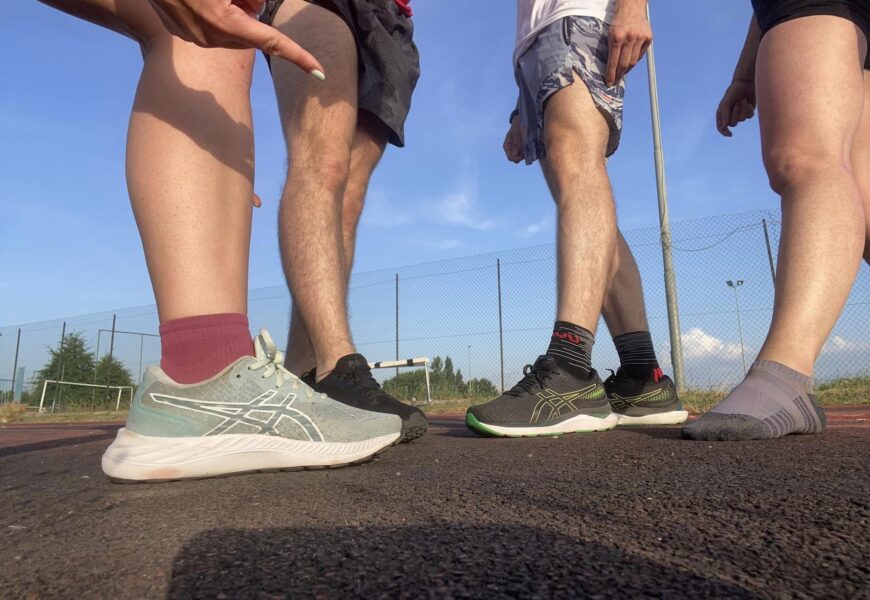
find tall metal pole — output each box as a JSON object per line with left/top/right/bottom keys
{"left": 10, "top": 328, "right": 20, "bottom": 404}
{"left": 762, "top": 218, "right": 777, "bottom": 287}
{"left": 394, "top": 274, "right": 399, "bottom": 378}
{"left": 728, "top": 281, "right": 748, "bottom": 376}
{"left": 496, "top": 259, "right": 505, "bottom": 393}
{"left": 53, "top": 322, "right": 67, "bottom": 409}
{"left": 646, "top": 6, "right": 686, "bottom": 391}
{"left": 105, "top": 314, "right": 117, "bottom": 400}
{"left": 91, "top": 329, "right": 102, "bottom": 406}
{"left": 138, "top": 334, "right": 145, "bottom": 385}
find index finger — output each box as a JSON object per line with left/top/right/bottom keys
{"left": 606, "top": 42, "right": 622, "bottom": 86}
{"left": 226, "top": 13, "right": 325, "bottom": 77}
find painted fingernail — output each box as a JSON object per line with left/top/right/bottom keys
{"left": 310, "top": 69, "right": 326, "bottom": 81}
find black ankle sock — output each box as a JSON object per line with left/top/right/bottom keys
{"left": 613, "top": 331, "right": 660, "bottom": 380}
{"left": 546, "top": 321, "right": 594, "bottom": 379}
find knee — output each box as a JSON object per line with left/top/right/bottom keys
{"left": 763, "top": 146, "right": 850, "bottom": 195}
{"left": 291, "top": 152, "right": 351, "bottom": 197}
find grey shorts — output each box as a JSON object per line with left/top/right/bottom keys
{"left": 515, "top": 16, "right": 626, "bottom": 163}
{"left": 261, "top": 0, "right": 420, "bottom": 147}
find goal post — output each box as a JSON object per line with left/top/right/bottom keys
{"left": 368, "top": 357, "right": 431, "bottom": 404}
{"left": 38, "top": 380, "right": 133, "bottom": 413}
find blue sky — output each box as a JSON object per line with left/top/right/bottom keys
{"left": 1, "top": 1, "right": 867, "bottom": 389}
{"left": 0, "top": 0, "right": 772, "bottom": 324}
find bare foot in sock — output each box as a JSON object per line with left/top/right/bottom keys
{"left": 682, "top": 359, "right": 826, "bottom": 441}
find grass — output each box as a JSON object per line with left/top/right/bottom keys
{"left": 7, "top": 409, "right": 128, "bottom": 424}
{"left": 3, "top": 378, "right": 866, "bottom": 423}
{"left": 419, "top": 378, "right": 870, "bottom": 416}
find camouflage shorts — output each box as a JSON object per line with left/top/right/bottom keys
{"left": 515, "top": 16, "right": 625, "bottom": 163}
{"left": 261, "top": 0, "right": 420, "bottom": 147}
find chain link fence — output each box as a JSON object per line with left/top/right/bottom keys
{"left": 1, "top": 209, "right": 867, "bottom": 409}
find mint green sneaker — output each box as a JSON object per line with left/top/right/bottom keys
{"left": 102, "top": 330, "right": 401, "bottom": 482}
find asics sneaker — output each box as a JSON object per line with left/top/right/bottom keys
{"left": 465, "top": 355, "right": 618, "bottom": 437}
{"left": 101, "top": 330, "right": 401, "bottom": 482}
{"left": 604, "top": 367, "right": 688, "bottom": 426}
{"left": 311, "top": 354, "right": 428, "bottom": 443}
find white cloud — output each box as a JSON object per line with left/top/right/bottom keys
{"left": 822, "top": 336, "right": 870, "bottom": 354}
{"left": 519, "top": 214, "right": 553, "bottom": 238}
{"left": 680, "top": 327, "right": 747, "bottom": 360}
{"left": 359, "top": 190, "right": 414, "bottom": 228}
{"left": 437, "top": 190, "right": 497, "bottom": 231}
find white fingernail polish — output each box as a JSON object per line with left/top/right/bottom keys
{"left": 310, "top": 69, "right": 326, "bottom": 81}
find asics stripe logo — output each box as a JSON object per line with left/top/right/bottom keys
{"left": 149, "top": 389, "right": 324, "bottom": 441}
{"left": 531, "top": 385, "right": 603, "bottom": 424}
{"left": 609, "top": 388, "right": 669, "bottom": 411}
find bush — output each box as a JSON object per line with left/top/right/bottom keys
{"left": 0, "top": 403, "right": 28, "bottom": 424}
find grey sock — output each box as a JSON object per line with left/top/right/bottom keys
{"left": 682, "top": 360, "right": 826, "bottom": 441}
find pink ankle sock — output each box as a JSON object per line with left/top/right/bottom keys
{"left": 159, "top": 313, "right": 253, "bottom": 384}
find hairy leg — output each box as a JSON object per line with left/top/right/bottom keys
{"left": 284, "top": 112, "right": 388, "bottom": 374}
{"left": 601, "top": 230, "right": 650, "bottom": 336}
{"left": 271, "top": 0, "right": 359, "bottom": 377}
{"left": 853, "top": 71, "right": 870, "bottom": 264}
{"left": 540, "top": 83, "right": 617, "bottom": 334}
{"left": 40, "top": 0, "right": 255, "bottom": 323}
{"left": 755, "top": 16, "right": 867, "bottom": 375}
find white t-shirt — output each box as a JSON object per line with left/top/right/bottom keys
{"left": 515, "top": 0, "right": 616, "bottom": 63}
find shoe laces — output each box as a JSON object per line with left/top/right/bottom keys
{"left": 344, "top": 364, "right": 385, "bottom": 399}
{"left": 248, "top": 329, "right": 321, "bottom": 399}
{"left": 506, "top": 361, "right": 553, "bottom": 396}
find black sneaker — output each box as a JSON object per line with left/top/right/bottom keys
{"left": 604, "top": 367, "right": 688, "bottom": 426}
{"left": 312, "top": 354, "right": 428, "bottom": 443}
{"left": 465, "top": 355, "right": 617, "bottom": 437}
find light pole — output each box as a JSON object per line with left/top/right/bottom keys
{"left": 467, "top": 345, "right": 472, "bottom": 376}
{"left": 727, "top": 280, "right": 747, "bottom": 376}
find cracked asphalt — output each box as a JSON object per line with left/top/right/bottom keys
{"left": 1, "top": 415, "right": 868, "bottom": 598}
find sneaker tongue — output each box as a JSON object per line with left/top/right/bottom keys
{"left": 334, "top": 353, "right": 370, "bottom": 375}
{"left": 534, "top": 355, "right": 558, "bottom": 370}
{"left": 254, "top": 329, "right": 278, "bottom": 361}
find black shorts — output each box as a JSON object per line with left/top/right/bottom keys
{"left": 261, "top": 0, "right": 420, "bottom": 147}
{"left": 751, "top": 0, "right": 870, "bottom": 69}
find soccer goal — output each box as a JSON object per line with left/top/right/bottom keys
{"left": 368, "top": 357, "right": 432, "bottom": 404}
{"left": 38, "top": 380, "right": 133, "bottom": 413}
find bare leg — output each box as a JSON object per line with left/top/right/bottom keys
{"left": 284, "top": 112, "right": 388, "bottom": 374}
{"left": 852, "top": 71, "right": 870, "bottom": 264}
{"left": 39, "top": 1, "right": 255, "bottom": 323}
{"left": 684, "top": 16, "right": 866, "bottom": 441}
{"left": 271, "top": 0, "right": 359, "bottom": 377}
{"left": 601, "top": 230, "right": 650, "bottom": 337}
{"left": 755, "top": 16, "right": 867, "bottom": 375}
{"left": 540, "top": 83, "right": 617, "bottom": 334}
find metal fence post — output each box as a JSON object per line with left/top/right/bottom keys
{"left": 762, "top": 218, "right": 777, "bottom": 287}
{"left": 497, "top": 259, "right": 505, "bottom": 393}
{"left": 53, "top": 322, "right": 67, "bottom": 409}
{"left": 395, "top": 274, "right": 399, "bottom": 378}
{"left": 645, "top": 6, "right": 686, "bottom": 391}
{"left": 105, "top": 314, "right": 117, "bottom": 400}
{"left": 10, "top": 328, "right": 20, "bottom": 404}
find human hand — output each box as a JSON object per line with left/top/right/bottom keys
{"left": 716, "top": 78, "right": 756, "bottom": 137}
{"left": 147, "top": 0, "right": 325, "bottom": 79}
{"left": 503, "top": 115, "right": 524, "bottom": 164}
{"left": 606, "top": 0, "right": 653, "bottom": 86}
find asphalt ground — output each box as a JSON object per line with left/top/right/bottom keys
{"left": 1, "top": 411, "right": 868, "bottom": 599}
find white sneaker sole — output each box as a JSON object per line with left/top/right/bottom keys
{"left": 469, "top": 412, "right": 619, "bottom": 437}
{"left": 616, "top": 410, "right": 689, "bottom": 426}
{"left": 101, "top": 428, "right": 400, "bottom": 482}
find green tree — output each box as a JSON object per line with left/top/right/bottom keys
{"left": 33, "top": 332, "right": 133, "bottom": 410}
{"left": 382, "top": 355, "right": 498, "bottom": 402}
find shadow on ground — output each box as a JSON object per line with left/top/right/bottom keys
{"left": 168, "top": 523, "right": 754, "bottom": 599}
